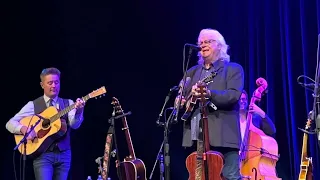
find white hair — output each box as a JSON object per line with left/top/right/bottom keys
{"left": 197, "top": 28, "right": 230, "bottom": 64}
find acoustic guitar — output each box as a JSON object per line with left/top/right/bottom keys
{"left": 14, "top": 86, "right": 107, "bottom": 158}
{"left": 185, "top": 82, "right": 224, "bottom": 180}
{"left": 111, "top": 97, "right": 147, "bottom": 180}
{"left": 298, "top": 115, "right": 313, "bottom": 180}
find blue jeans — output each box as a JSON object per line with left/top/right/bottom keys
{"left": 221, "top": 149, "right": 241, "bottom": 180}
{"left": 33, "top": 150, "right": 71, "bottom": 180}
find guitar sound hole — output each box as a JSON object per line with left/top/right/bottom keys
{"left": 42, "top": 119, "right": 50, "bottom": 128}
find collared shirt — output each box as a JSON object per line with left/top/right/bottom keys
{"left": 6, "top": 94, "right": 84, "bottom": 134}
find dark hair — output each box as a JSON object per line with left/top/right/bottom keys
{"left": 40, "top": 67, "right": 61, "bottom": 81}
{"left": 242, "top": 90, "right": 248, "bottom": 99}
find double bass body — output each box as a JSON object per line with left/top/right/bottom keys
{"left": 240, "top": 126, "right": 281, "bottom": 180}
{"left": 240, "top": 78, "right": 281, "bottom": 180}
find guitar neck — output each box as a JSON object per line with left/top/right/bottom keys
{"left": 300, "top": 132, "right": 309, "bottom": 162}
{"left": 121, "top": 116, "right": 136, "bottom": 159}
{"left": 240, "top": 112, "right": 253, "bottom": 159}
{"left": 50, "top": 95, "right": 90, "bottom": 123}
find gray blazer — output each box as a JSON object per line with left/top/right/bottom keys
{"left": 181, "top": 60, "right": 244, "bottom": 149}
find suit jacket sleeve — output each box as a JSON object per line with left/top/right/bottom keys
{"left": 209, "top": 63, "right": 244, "bottom": 107}
{"left": 260, "top": 114, "right": 276, "bottom": 136}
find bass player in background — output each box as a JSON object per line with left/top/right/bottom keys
{"left": 6, "top": 67, "right": 86, "bottom": 180}
{"left": 176, "top": 28, "right": 244, "bottom": 180}
{"left": 239, "top": 90, "right": 276, "bottom": 141}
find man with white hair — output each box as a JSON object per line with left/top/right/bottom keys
{"left": 177, "top": 28, "right": 244, "bottom": 179}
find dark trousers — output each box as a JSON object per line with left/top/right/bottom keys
{"left": 185, "top": 145, "right": 241, "bottom": 180}
{"left": 33, "top": 149, "right": 71, "bottom": 180}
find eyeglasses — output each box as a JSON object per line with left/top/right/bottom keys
{"left": 197, "top": 39, "right": 217, "bottom": 46}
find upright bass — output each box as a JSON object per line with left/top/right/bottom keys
{"left": 185, "top": 81, "right": 225, "bottom": 180}
{"left": 239, "top": 78, "right": 281, "bottom": 180}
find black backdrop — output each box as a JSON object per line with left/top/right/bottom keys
{"left": 2, "top": 0, "right": 320, "bottom": 179}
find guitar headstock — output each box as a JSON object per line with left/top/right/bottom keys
{"left": 89, "top": 86, "right": 107, "bottom": 99}
{"left": 111, "top": 97, "right": 124, "bottom": 115}
{"left": 250, "top": 77, "right": 268, "bottom": 104}
{"left": 305, "top": 118, "right": 312, "bottom": 130}
{"left": 202, "top": 71, "right": 217, "bottom": 85}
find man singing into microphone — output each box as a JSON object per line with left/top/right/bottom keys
{"left": 176, "top": 28, "right": 244, "bottom": 180}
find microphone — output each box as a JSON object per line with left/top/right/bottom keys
{"left": 185, "top": 43, "right": 202, "bottom": 51}
{"left": 170, "top": 86, "right": 179, "bottom": 91}
{"left": 301, "top": 83, "right": 320, "bottom": 88}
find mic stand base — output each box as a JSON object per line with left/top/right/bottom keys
{"left": 163, "top": 111, "right": 175, "bottom": 180}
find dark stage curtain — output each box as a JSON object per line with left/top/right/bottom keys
{"left": 1, "top": 0, "right": 320, "bottom": 179}
{"left": 232, "top": 0, "right": 320, "bottom": 179}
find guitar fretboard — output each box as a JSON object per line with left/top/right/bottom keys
{"left": 196, "top": 140, "right": 204, "bottom": 179}
{"left": 50, "top": 95, "right": 90, "bottom": 123}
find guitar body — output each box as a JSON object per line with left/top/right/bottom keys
{"left": 181, "top": 95, "right": 198, "bottom": 121}
{"left": 14, "top": 106, "right": 67, "bottom": 158}
{"left": 118, "top": 158, "right": 147, "bottom": 180}
{"left": 298, "top": 159, "right": 313, "bottom": 180}
{"left": 186, "top": 150, "right": 224, "bottom": 180}
{"left": 298, "top": 118, "right": 314, "bottom": 180}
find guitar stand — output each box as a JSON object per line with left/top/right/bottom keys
{"left": 108, "top": 111, "right": 123, "bottom": 179}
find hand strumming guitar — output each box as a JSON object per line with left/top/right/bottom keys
{"left": 20, "top": 126, "right": 37, "bottom": 140}
{"left": 175, "top": 95, "right": 186, "bottom": 108}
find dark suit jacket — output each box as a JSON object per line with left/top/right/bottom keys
{"left": 251, "top": 113, "right": 276, "bottom": 136}
{"left": 181, "top": 60, "right": 244, "bottom": 150}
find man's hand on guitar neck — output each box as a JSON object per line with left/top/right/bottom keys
{"left": 191, "top": 83, "right": 211, "bottom": 98}
{"left": 20, "top": 126, "right": 37, "bottom": 140}
{"left": 74, "top": 98, "right": 85, "bottom": 110}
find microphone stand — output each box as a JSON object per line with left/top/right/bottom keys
{"left": 152, "top": 87, "right": 177, "bottom": 180}
{"left": 149, "top": 141, "right": 164, "bottom": 180}
{"left": 150, "top": 44, "right": 196, "bottom": 179}
{"left": 13, "top": 117, "right": 41, "bottom": 180}
{"left": 312, "top": 34, "right": 320, "bottom": 149}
